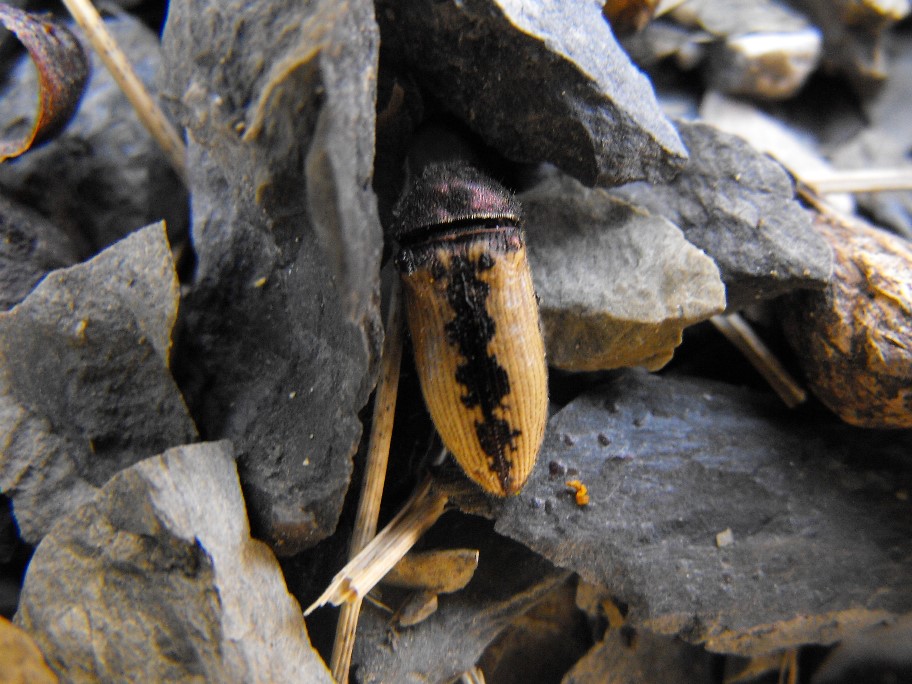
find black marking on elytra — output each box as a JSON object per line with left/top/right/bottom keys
{"left": 442, "top": 250, "right": 520, "bottom": 491}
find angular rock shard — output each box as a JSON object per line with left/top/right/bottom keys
{"left": 160, "top": 0, "right": 383, "bottom": 554}
{"left": 493, "top": 370, "right": 912, "bottom": 655}
{"left": 377, "top": 0, "right": 688, "bottom": 186}
{"left": 16, "top": 441, "right": 332, "bottom": 683}
{"left": 0, "top": 222, "right": 197, "bottom": 544}
{"left": 612, "top": 120, "right": 833, "bottom": 310}
{"left": 522, "top": 172, "right": 725, "bottom": 371}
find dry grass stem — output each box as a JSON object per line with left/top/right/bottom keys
{"left": 61, "top": 0, "right": 188, "bottom": 184}
{"left": 306, "top": 478, "right": 449, "bottom": 616}
{"left": 803, "top": 168, "right": 912, "bottom": 195}
{"left": 329, "top": 284, "right": 404, "bottom": 682}
{"left": 459, "top": 666, "right": 487, "bottom": 684}
{"left": 710, "top": 314, "right": 807, "bottom": 408}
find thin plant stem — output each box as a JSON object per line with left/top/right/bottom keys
{"left": 329, "top": 283, "right": 404, "bottom": 682}
{"left": 711, "top": 314, "right": 806, "bottom": 408}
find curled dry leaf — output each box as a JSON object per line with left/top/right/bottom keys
{"left": 603, "top": 0, "right": 661, "bottom": 36}
{"left": 0, "top": 3, "right": 89, "bottom": 161}
{"left": 781, "top": 213, "right": 912, "bottom": 428}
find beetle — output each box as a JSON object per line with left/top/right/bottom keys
{"left": 394, "top": 162, "right": 548, "bottom": 496}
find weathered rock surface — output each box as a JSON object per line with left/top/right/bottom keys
{"left": 562, "top": 628, "right": 716, "bottom": 684}
{"left": 612, "top": 120, "right": 833, "bottom": 310}
{"left": 667, "top": 0, "right": 821, "bottom": 100}
{"left": 0, "top": 13, "right": 186, "bottom": 252}
{"left": 376, "top": 0, "right": 688, "bottom": 187}
{"left": 0, "top": 195, "right": 79, "bottom": 311}
{"left": 160, "top": 0, "right": 383, "bottom": 554}
{"left": 0, "top": 615, "right": 57, "bottom": 684}
{"left": 521, "top": 173, "right": 725, "bottom": 371}
{"left": 352, "top": 516, "right": 568, "bottom": 684}
{"left": 780, "top": 214, "right": 912, "bottom": 428}
{"left": 490, "top": 370, "right": 912, "bottom": 655}
{"left": 0, "top": 223, "right": 197, "bottom": 544}
{"left": 16, "top": 441, "right": 332, "bottom": 683}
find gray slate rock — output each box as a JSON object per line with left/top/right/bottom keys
{"left": 612, "top": 120, "right": 833, "bottom": 310}
{"left": 0, "top": 223, "right": 197, "bottom": 544}
{"left": 666, "top": 0, "right": 821, "bottom": 100}
{"left": 492, "top": 370, "right": 912, "bottom": 656}
{"left": 160, "top": 0, "right": 383, "bottom": 555}
{"left": 0, "top": 13, "right": 186, "bottom": 252}
{"left": 0, "top": 195, "right": 79, "bottom": 311}
{"left": 521, "top": 173, "right": 725, "bottom": 371}
{"left": 562, "top": 628, "right": 716, "bottom": 684}
{"left": 15, "top": 441, "right": 333, "bottom": 683}
{"left": 352, "top": 517, "right": 568, "bottom": 684}
{"left": 377, "top": 0, "right": 688, "bottom": 187}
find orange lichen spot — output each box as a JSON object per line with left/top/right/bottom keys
{"left": 566, "top": 480, "right": 589, "bottom": 506}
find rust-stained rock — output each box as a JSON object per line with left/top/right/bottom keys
{"left": 0, "top": 615, "right": 57, "bottom": 684}
{"left": 562, "top": 628, "right": 716, "bottom": 684}
{"left": 522, "top": 172, "right": 725, "bottom": 371}
{"left": 612, "top": 119, "right": 833, "bottom": 310}
{"left": 781, "top": 214, "right": 912, "bottom": 428}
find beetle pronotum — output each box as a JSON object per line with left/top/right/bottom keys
{"left": 394, "top": 162, "right": 548, "bottom": 496}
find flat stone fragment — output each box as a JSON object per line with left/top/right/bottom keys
{"left": 352, "top": 517, "right": 568, "bottom": 684}
{"left": 612, "top": 120, "right": 833, "bottom": 310}
{"left": 376, "top": 0, "right": 688, "bottom": 187}
{"left": 160, "top": 0, "right": 383, "bottom": 554}
{"left": 521, "top": 173, "right": 725, "bottom": 371}
{"left": 0, "top": 222, "right": 197, "bottom": 544}
{"left": 668, "top": 0, "right": 821, "bottom": 99}
{"left": 562, "top": 628, "right": 716, "bottom": 684}
{"left": 493, "top": 370, "right": 912, "bottom": 656}
{"left": 0, "top": 194, "right": 79, "bottom": 311}
{"left": 780, "top": 214, "right": 912, "bottom": 428}
{"left": 0, "top": 14, "right": 185, "bottom": 252}
{"left": 15, "top": 441, "right": 332, "bottom": 683}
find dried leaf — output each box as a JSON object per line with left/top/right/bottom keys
{"left": 383, "top": 548, "right": 480, "bottom": 594}
{"left": 603, "top": 0, "right": 660, "bottom": 35}
{"left": 0, "top": 4, "right": 89, "bottom": 161}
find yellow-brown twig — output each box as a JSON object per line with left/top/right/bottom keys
{"left": 711, "top": 313, "right": 806, "bottom": 408}
{"left": 60, "top": 0, "right": 187, "bottom": 184}
{"left": 802, "top": 168, "right": 912, "bottom": 195}
{"left": 328, "top": 284, "right": 404, "bottom": 682}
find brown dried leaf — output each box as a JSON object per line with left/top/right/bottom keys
{"left": 603, "top": 0, "right": 660, "bottom": 35}
{"left": 781, "top": 213, "right": 912, "bottom": 428}
{"left": 382, "top": 548, "right": 480, "bottom": 594}
{"left": 0, "top": 615, "right": 57, "bottom": 684}
{"left": 0, "top": 4, "right": 89, "bottom": 161}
